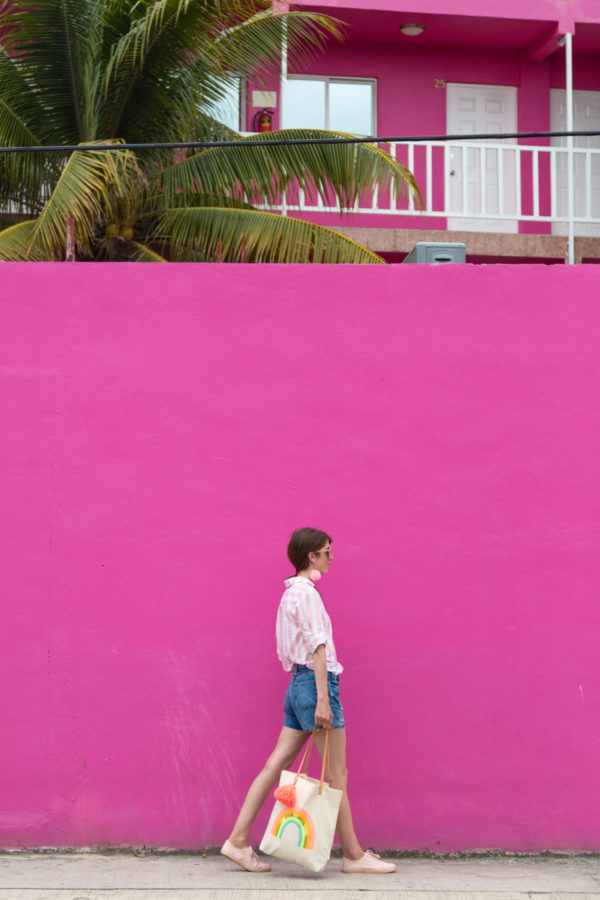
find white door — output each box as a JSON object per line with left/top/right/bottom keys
{"left": 551, "top": 89, "right": 600, "bottom": 237}
{"left": 446, "top": 84, "right": 518, "bottom": 233}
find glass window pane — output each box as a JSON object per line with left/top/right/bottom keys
{"left": 329, "top": 81, "right": 373, "bottom": 135}
{"left": 284, "top": 79, "right": 326, "bottom": 129}
{"left": 211, "top": 78, "right": 241, "bottom": 130}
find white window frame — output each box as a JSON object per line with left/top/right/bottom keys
{"left": 238, "top": 77, "right": 247, "bottom": 132}
{"left": 212, "top": 75, "right": 246, "bottom": 132}
{"left": 283, "top": 75, "right": 377, "bottom": 134}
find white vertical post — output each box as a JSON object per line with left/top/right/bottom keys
{"left": 280, "top": 9, "right": 288, "bottom": 216}
{"left": 408, "top": 143, "right": 415, "bottom": 212}
{"left": 566, "top": 31, "right": 575, "bottom": 264}
{"left": 586, "top": 150, "right": 592, "bottom": 219}
{"left": 498, "top": 148, "right": 504, "bottom": 215}
{"left": 444, "top": 143, "right": 450, "bottom": 215}
{"left": 515, "top": 148, "right": 522, "bottom": 217}
{"left": 280, "top": 12, "right": 288, "bottom": 128}
{"left": 550, "top": 148, "right": 558, "bottom": 220}
{"left": 480, "top": 146, "right": 486, "bottom": 216}
{"left": 532, "top": 150, "right": 540, "bottom": 218}
{"left": 426, "top": 143, "right": 432, "bottom": 212}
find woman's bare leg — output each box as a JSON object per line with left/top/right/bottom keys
{"left": 228, "top": 726, "right": 310, "bottom": 848}
{"left": 313, "top": 727, "right": 363, "bottom": 860}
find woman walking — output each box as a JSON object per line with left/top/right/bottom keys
{"left": 221, "top": 527, "right": 396, "bottom": 874}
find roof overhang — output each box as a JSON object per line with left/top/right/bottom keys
{"left": 291, "top": 1, "right": 600, "bottom": 57}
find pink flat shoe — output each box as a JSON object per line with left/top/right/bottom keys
{"left": 342, "top": 849, "right": 397, "bottom": 874}
{"left": 220, "top": 839, "right": 271, "bottom": 872}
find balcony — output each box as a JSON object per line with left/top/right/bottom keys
{"left": 275, "top": 139, "right": 600, "bottom": 263}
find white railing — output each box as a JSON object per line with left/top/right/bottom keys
{"left": 275, "top": 140, "right": 600, "bottom": 233}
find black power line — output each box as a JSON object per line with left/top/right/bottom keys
{"left": 0, "top": 130, "right": 599, "bottom": 154}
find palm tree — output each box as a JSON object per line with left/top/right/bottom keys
{"left": 0, "top": 0, "right": 420, "bottom": 263}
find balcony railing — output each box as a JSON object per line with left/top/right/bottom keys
{"left": 276, "top": 140, "right": 600, "bottom": 234}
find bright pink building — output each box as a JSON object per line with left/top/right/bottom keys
{"left": 227, "top": 0, "right": 600, "bottom": 262}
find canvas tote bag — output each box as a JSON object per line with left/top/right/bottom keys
{"left": 260, "top": 729, "right": 343, "bottom": 872}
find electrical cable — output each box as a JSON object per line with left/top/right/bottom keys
{"left": 0, "top": 130, "right": 599, "bottom": 154}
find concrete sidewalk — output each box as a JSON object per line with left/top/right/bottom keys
{"left": 0, "top": 852, "right": 599, "bottom": 900}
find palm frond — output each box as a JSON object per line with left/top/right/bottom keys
{"left": 0, "top": 219, "right": 39, "bottom": 260}
{"left": 25, "top": 141, "right": 142, "bottom": 260}
{"left": 0, "top": 99, "right": 45, "bottom": 213}
{"left": 59, "top": 0, "right": 84, "bottom": 137}
{"left": 148, "top": 188, "right": 256, "bottom": 215}
{"left": 189, "top": 111, "right": 246, "bottom": 144}
{"left": 99, "top": 1, "right": 346, "bottom": 144}
{"left": 104, "top": 0, "right": 194, "bottom": 83}
{"left": 0, "top": 49, "right": 60, "bottom": 211}
{"left": 0, "top": 0, "right": 103, "bottom": 143}
{"left": 132, "top": 241, "right": 168, "bottom": 262}
{"left": 0, "top": 51, "right": 44, "bottom": 146}
{"left": 159, "top": 129, "right": 422, "bottom": 211}
{"left": 155, "top": 207, "right": 386, "bottom": 263}
{"left": 101, "top": 0, "right": 223, "bottom": 138}
{"left": 209, "top": 10, "right": 344, "bottom": 84}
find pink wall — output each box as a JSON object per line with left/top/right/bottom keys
{"left": 2, "top": 262, "right": 600, "bottom": 852}
{"left": 550, "top": 49, "right": 600, "bottom": 89}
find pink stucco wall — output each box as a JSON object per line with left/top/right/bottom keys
{"left": 2, "top": 262, "right": 600, "bottom": 852}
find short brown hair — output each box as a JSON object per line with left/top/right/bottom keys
{"left": 287, "top": 527, "right": 332, "bottom": 573}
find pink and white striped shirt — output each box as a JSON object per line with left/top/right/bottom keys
{"left": 276, "top": 576, "right": 343, "bottom": 675}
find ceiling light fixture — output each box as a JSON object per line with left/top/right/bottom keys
{"left": 399, "top": 23, "right": 425, "bottom": 36}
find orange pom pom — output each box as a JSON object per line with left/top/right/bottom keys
{"left": 274, "top": 783, "right": 296, "bottom": 806}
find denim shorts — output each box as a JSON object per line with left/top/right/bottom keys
{"left": 283, "top": 664, "right": 345, "bottom": 731}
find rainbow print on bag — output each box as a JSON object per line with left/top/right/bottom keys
{"left": 271, "top": 806, "right": 315, "bottom": 849}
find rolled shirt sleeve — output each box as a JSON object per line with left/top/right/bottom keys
{"left": 296, "top": 588, "right": 329, "bottom": 655}
{"left": 276, "top": 577, "right": 343, "bottom": 674}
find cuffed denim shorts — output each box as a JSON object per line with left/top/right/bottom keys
{"left": 283, "top": 664, "right": 345, "bottom": 731}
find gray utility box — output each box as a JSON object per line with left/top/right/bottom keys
{"left": 403, "top": 242, "right": 466, "bottom": 264}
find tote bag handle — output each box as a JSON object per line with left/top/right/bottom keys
{"left": 293, "top": 727, "right": 331, "bottom": 796}
{"left": 318, "top": 729, "right": 329, "bottom": 796}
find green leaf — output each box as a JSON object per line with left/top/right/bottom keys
{"left": 0, "top": 0, "right": 104, "bottom": 143}
{"left": 0, "top": 219, "right": 39, "bottom": 260}
{"left": 209, "top": 10, "right": 345, "bottom": 84}
{"left": 156, "top": 206, "right": 386, "bottom": 263}
{"left": 101, "top": 0, "right": 220, "bottom": 139}
{"left": 132, "top": 241, "right": 168, "bottom": 262}
{"left": 0, "top": 49, "right": 60, "bottom": 212}
{"left": 159, "top": 129, "right": 422, "bottom": 211}
{"left": 26, "top": 141, "right": 143, "bottom": 260}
